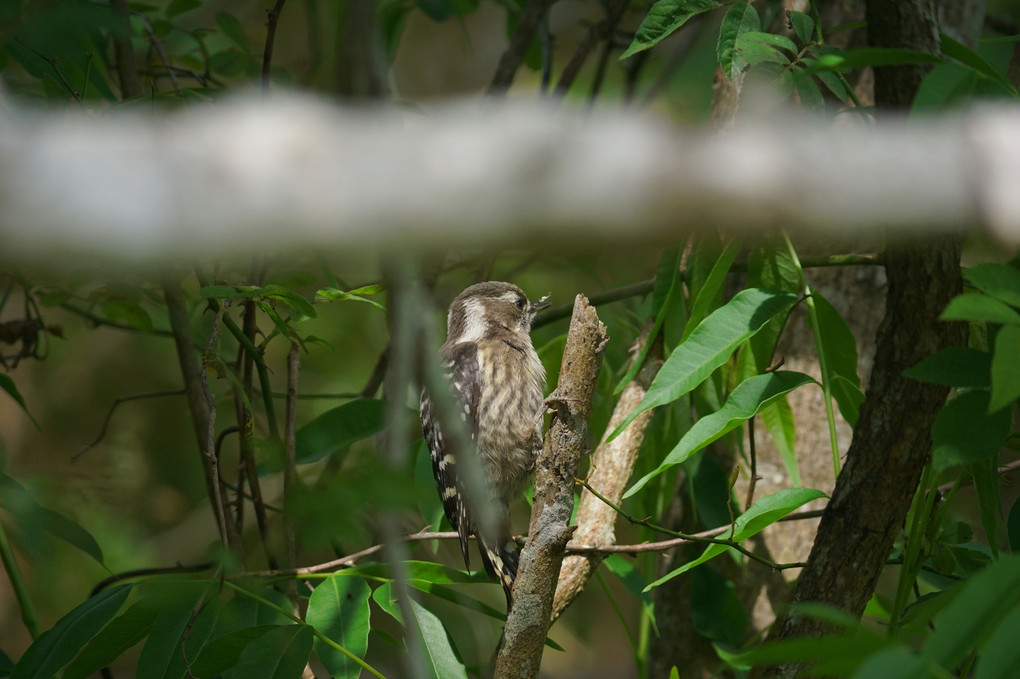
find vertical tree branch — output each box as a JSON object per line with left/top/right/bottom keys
{"left": 550, "top": 325, "right": 661, "bottom": 622}
{"left": 263, "top": 0, "right": 287, "bottom": 95}
{"left": 110, "top": 0, "right": 141, "bottom": 99}
{"left": 494, "top": 295, "right": 609, "bottom": 678}
{"left": 760, "top": 7, "right": 965, "bottom": 671}
{"left": 488, "top": 0, "right": 557, "bottom": 96}
{"left": 161, "top": 269, "right": 240, "bottom": 550}
{"left": 283, "top": 341, "right": 300, "bottom": 608}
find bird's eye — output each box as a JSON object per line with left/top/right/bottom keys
{"left": 515, "top": 298, "right": 526, "bottom": 310}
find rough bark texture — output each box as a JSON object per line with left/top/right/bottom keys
{"left": 866, "top": 0, "right": 940, "bottom": 107}
{"left": 764, "top": 240, "right": 965, "bottom": 674}
{"left": 550, "top": 329, "right": 662, "bottom": 622}
{"left": 494, "top": 295, "right": 609, "bottom": 679}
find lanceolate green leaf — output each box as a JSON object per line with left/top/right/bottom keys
{"left": 190, "top": 626, "right": 282, "bottom": 677}
{"left": 931, "top": 391, "right": 1011, "bottom": 472}
{"left": 682, "top": 238, "right": 743, "bottom": 343}
{"left": 717, "top": 1, "right": 760, "bottom": 79}
{"left": 62, "top": 600, "right": 159, "bottom": 679}
{"left": 621, "top": 0, "right": 721, "bottom": 59}
{"left": 990, "top": 325, "right": 1020, "bottom": 412}
{"left": 903, "top": 346, "right": 992, "bottom": 387}
{"left": 976, "top": 605, "right": 1020, "bottom": 679}
{"left": 941, "top": 293, "right": 1020, "bottom": 324}
{"left": 963, "top": 262, "right": 1020, "bottom": 307}
{"left": 644, "top": 488, "right": 826, "bottom": 590}
{"left": 761, "top": 395, "right": 800, "bottom": 487}
{"left": 137, "top": 582, "right": 208, "bottom": 679}
{"left": 941, "top": 34, "right": 1019, "bottom": 97}
{"left": 608, "top": 288, "right": 799, "bottom": 442}
{"left": 0, "top": 374, "right": 39, "bottom": 429}
{"left": 803, "top": 47, "right": 943, "bottom": 74}
{"left": 307, "top": 575, "right": 371, "bottom": 679}
{"left": 279, "top": 399, "right": 386, "bottom": 471}
{"left": 11, "top": 584, "right": 132, "bottom": 679}
{"left": 626, "top": 371, "right": 815, "bottom": 497}
{"left": 408, "top": 599, "right": 469, "bottom": 679}
{"left": 226, "top": 625, "right": 314, "bottom": 679}
{"left": 807, "top": 291, "right": 862, "bottom": 426}
{"left": 921, "top": 555, "right": 1020, "bottom": 671}
{"left": 615, "top": 248, "right": 680, "bottom": 395}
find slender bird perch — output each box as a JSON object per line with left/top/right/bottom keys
{"left": 494, "top": 294, "right": 609, "bottom": 678}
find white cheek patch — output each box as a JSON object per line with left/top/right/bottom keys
{"left": 458, "top": 297, "right": 488, "bottom": 342}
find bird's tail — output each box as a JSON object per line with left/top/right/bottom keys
{"left": 479, "top": 532, "right": 519, "bottom": 609}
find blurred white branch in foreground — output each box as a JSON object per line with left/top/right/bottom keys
{"left": 1, "top": 91, "right": 1017, "bottom": 262}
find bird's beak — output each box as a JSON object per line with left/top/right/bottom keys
{"left": 530, "top": 295, "right": 551, "bottom": 313}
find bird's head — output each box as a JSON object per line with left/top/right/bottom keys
{"left": 447, "top": 281, "right": 550, "bottom": 342}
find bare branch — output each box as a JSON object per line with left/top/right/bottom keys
{"left": 495, "top": 295, "right": 609, "bottom": 678}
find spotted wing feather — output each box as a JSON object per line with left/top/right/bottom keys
{"left": 420, "top": 342, "right": 480, "bottom": 571}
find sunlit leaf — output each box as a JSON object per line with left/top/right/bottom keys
{"left": 990, "top": 325, "right": 1020, "bottom": 411}
{"left": 626, "top": 371, "right": 815, "bottom": 497}
{"left": 761, "top": 395, "right": 799, "bottom": 486}
{"left": 609, "top": 288, "right": 798, "bottom": 442}
{"left": 621, "top": 0, "right": 721, "bottom": 59}
{"left": 717, "top": 1, "right": 759, "bottom": 79}
{"left": 940, "top": 293, "right": 1020, "bottom": 324}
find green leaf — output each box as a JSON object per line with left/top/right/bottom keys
{"left": 735, "top": 32, "right": 791, "bottom": 66}
{"left": 970, "top": 457, "right": 1001, "bottom": 559}
{"left": 621, "top": 0, "right": 721, "bottom": 59}
{"left": 788, "top": 11, "right": 814, "bottom": 44}
{"left": 62, "top": 599, "right": 159, "bottom": 679}
{"left": 682, "top": 238, "right": 743, "bottom": 343}
{"left": 166, "top": 0, "right": 201, "bottom": 17}
{"left": 739, "top": 31, "right": 797, "bottom": 54}
{"left": 315, "top": 287, "right": 387, "bottom": 312}
{"left": 963, "top": 263, "right": 1020, "bottom": 308}
{"left": 136, "top": 583, "right": 207, "bottom": 679}
{"left": 690, "top": 565, "right": 747, "bottom": 646}
{"left": 904, "top": 346, "right": 992, "bottom": 387}
{"left": 815, "top": 69, "right": 848, "bottom": 99}
{"left": 261, "top": 284, "right": 317, "bottom": 319}
{"left": 0, "top": 474, "right": 103, "bottom": 564}
{"left": 794, "top": 70, "right": 825, "bottom": 110}
{"left": 0, "top": 374, "right": 38, "bottom": 428}
{"left": 941, "top": 293, "right": 1020, "bottom": 324}
{"left": 644, "top": 488, "right": 826, "bottom": 590}
{"left": 737, "top": 631, "right": 892, "bottom": 675}
{"left": 1008, "top": 496, "right": 1020, "bottom": 553}
{"left": 608, "top": 288, "right": 799, "bottom": 441}
{"left": 717, "top": 1, "right": 760, "bottom": 79}
{"left": 408, "top": 580, "right": 505, "bottom": 621}
{"left": 225, "top": 625, "right": 313, "bottom": 679}
{"left": 347, "top": 560, "right": 491, "bottom": 585}
{"left": 976, "top": 605, "right": 1020, "bottom": 679}
{"left": 99, "top": 299, "right": 153, "bottom": 332}
{"left": 215, "top": 12, "right": 250, "bottom": 52}
{"left": 803, "top": 47, "right": 943, "bottom": 73}
{"left": 190, "top": 626, "right": 282, "bottom": 677}
{"left": 407, "top": 599, "right": 468, "bottom": 679}
{"left": 990, "top": 325, "right": 1020, "bottom": 411}
{"left": 615, "top": 248, "right": 680, "bottom": 395}
{"left": 931, "top": 391, "right": 1011, "bottom": 473}
{"left": 198, "top": 285, "right": 238, "bottom": 299}
{"left": 761, "top": 394, "right": 799, "bottom": 487}
{"left": 11, "top": 584, "right": 132, "bottom": 679}
{"left": 807, "top": 291, "right": 861, "bottom": 426}
{"left": 922, "top": 555, "right": 1020, "bottom": 670}
{"left": 855, "top": 647, "right": 934, "bottom": 679}
{"left": 306, "top": 575, "right": 371, "bottom": 679}
{"left": 626, "top": 371, "right": 815, "bottom": 497}
{"left": 941, "top": 34, "right": 1019, "bottom": 97}
{"left": 286, "top": 399, "right": 386, "bottom": 469}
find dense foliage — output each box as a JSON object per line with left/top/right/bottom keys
{"left": 1, "top": 1, "right": 1020, "bottom": 678}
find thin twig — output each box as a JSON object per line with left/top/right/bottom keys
{"left": 262, "top": 0, "right": 287, "bottom": 95}
{"left": 91, "top": 562, "right": 216, "bottom": 596}
{"left": 132, "top": 11, "right": 182, "bottom": 94}
{"left": 360, "top": 344, "right": 389, "bottom": 398}
{"left": 14, "top": 38, "right": 80, "bottom": 102}
{"left": 283, "top": 341, "right": 300, "bottom": 580}
{"left": 745, "top": 416, "right": 760, "bottom": 510}
{"left": 59, "top": 302, "right": 174, "bottom": 336}
{"left": 554, "top": 0, "right": 631, "bottom": 98}
{"left": 534, "top": 253, "right": 881, "bottom": 328}
{"left": 200, "top": 305, "right": 232, "bottom": 551}
{"left": 487, "top": 0, "right": 557, "bottom": 95}
{"left": 74, "top": 389, "right": 185, "bottom": 461}
{"left": 575, "top": 477, "right": 807, "bottom": 571}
